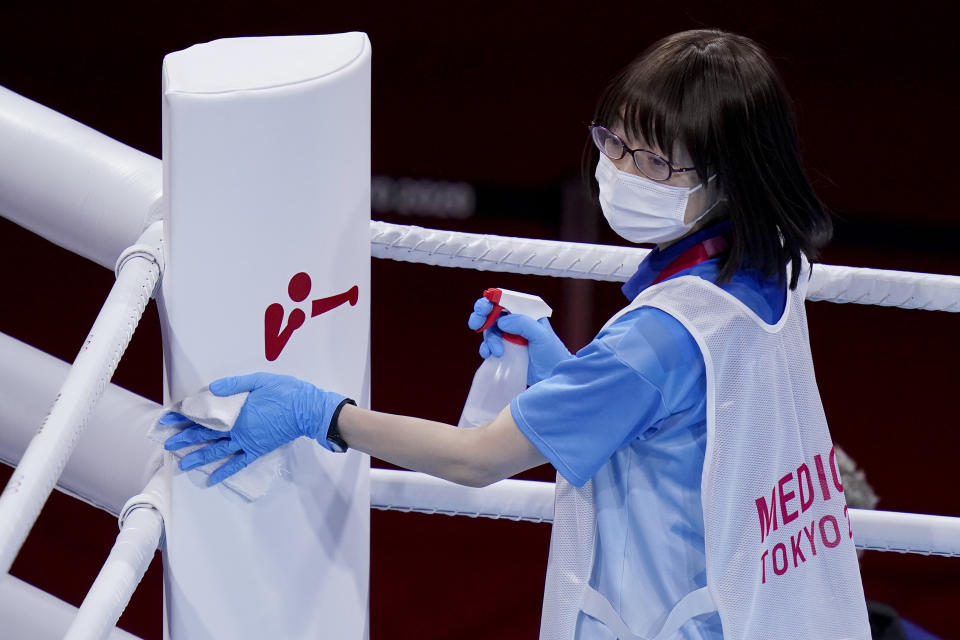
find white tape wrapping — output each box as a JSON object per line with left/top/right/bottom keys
{"left": 370, "top": 220, "right": 648, "bottom": 282}
{"left": 370, "top": 221, "right": 960, "bottom": 312}
{"left": 806, "top": 263, "right": 960, "bottom": 311}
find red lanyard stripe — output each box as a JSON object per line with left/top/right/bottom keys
{"left": 651, "top": 236, "right": 729, "bottom": 286}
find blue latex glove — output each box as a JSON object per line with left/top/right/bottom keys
{"left": 467, "top": 297, "right": 573, "bottom": 385}
{"left": 162, "top": 372, "right": 351, "bottom": 484}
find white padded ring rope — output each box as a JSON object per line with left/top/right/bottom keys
{"left": 369, "top": 471, "right": 960, "bottom": 557}
{"left": 370, "top": 221, "right": 960, "bottom": 312}
{"left": 806, "top": 264, "right": 960, "bottom": 311}
{"left": 371, "top": 221, "right": 647, "bottom": 281}
{"left": 370, "top": 469, "right": 555, "bottom": 522}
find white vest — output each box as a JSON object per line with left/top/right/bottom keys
{"left": 540, "top": 265, "right": 870, "bottom": 640}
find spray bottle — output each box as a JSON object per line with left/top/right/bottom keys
{"left": 458, "top": 288, "right": 553, "bottom": 428}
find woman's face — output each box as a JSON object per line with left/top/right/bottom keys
{"left": 609, "top": 126, "right": 724, "bottom": 225}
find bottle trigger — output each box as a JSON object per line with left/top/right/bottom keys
{"left": 478, "top": 305, "right": 504, "bottom": 333}
{"left": 477, "top": 288, "right": 505, "bottom": 333}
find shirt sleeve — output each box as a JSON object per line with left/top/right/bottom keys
{"left": 510, "top": 306, "right": 705, "bottom": 487}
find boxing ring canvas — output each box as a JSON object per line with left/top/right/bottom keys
{"left": 0, "top": 32, "right": 958, "bottom": 640}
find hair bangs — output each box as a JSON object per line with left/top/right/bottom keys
{"left": 593, "top": 42, "right": 721, "bottom": 188}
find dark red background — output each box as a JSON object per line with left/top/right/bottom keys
{"left": 1, "top": 2, "right": 957, "bottom": 638}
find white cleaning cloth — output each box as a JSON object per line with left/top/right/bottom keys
{"left": 147, "top": 387, "right": 288, "bottom": 501}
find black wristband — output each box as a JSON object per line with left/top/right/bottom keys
{"left": 326, "top": 398, "right": 356, "bottom": 453}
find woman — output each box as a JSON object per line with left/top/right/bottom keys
{"left": 164, "top": 29, "right": 870, "bottom": 639}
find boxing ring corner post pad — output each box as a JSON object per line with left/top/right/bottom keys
{"left": 159, "top": 33, "right": 372, "bottom": 640}
{"left": 0, "top": 574, "right": 143, "bottom": 640}
{"left": 162, "top": 33, "right": 368, "bottom": 96}
{"left": 0, "top": 85, "right": 162, "bottom": 270}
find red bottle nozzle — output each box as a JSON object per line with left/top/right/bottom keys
{"left": 477, "top": 288, "right": 504, "bottom": 333}
{"left": 475, "top": 288, "right": 550, "bottom": 346}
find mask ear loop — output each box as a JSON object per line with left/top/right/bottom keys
{"left": 698, "top": 196, "right": 726, "bottom": 218}
{"left": 689, "top": 175, "right": 725, "bottom": 225}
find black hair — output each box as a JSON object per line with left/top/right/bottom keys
{"left": 583, "top": 29, "right": 831, "bottom": 288}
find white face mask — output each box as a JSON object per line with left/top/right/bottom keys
{"left": 595, "top": 155, "right": 720, "bottom": 244}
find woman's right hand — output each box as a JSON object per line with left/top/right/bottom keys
{"left": 467, "top": 297, "right": 573, "bottom": 385}
{"left": 163, "top": 373, "right": 351, "bottom": 484}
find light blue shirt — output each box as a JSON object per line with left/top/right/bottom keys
{"left": 510, "top": 223, "right": 786, "bottom": 639}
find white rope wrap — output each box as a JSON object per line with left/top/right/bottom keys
{"left": 370, "top": 470, "right": 960, "bottom": 556}
{"left": 370, "top": 221, "right": 960, "bottom": 312}
{"left": 371, "top": 221, "right": 648, "bottom": 282}
{"left": 807, "top": 264, "right": 960, "bottom": 311}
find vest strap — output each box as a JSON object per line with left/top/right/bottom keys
{"left": 579, "top": 585, "right": 716, "bottom": 640}
{"left": 653, "top": 586, "right": 715, "bottom": 640}
{"left": 580, "top": 587, "right": 648, "bottom": 640}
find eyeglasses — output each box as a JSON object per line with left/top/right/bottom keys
{"left": 589, "top": 124, "right": 695, "bottom": 182}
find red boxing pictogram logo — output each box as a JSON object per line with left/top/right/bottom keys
{"left": 264, "top": 272, "right": 359, "bottom": 361}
